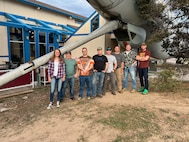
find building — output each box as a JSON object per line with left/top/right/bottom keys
{"left": 66, "top": 12, "right": 117, "bottom": 58}
{"left": 0, "top": 0, "right": 118, "bottom": 91}
{"left": 0, "top": 0, "right": 117, "bottom": 67}
{"left": 0, "top": 0, "right": 86, "bottom": 66}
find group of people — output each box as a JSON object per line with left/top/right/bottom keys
{"left": 46, "top": 42, "right": 151, "bottom": 109}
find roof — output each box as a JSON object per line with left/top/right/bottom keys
{"left": 17, "top": 0, "right": 87, "bottom": 22}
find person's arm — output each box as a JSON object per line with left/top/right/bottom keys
{"left": 88, "top": 59, "right": 94, "bottom": 71}
{"left": 113, "top": 60, "right": 117, "bottom": 72}
{"left": 121, "top": 61, "right": 124, "bottom": 73}
{"left": 77, "top": 58, "right": 84, "bottom": 71}
{"left": 74, "top": 64, "right": 79, "bottom": 78}
{"left": 136, "top": 55, "right": 140, "bottom": 60}
{"left": 62, "top": 63, "right": 65, "bottom": 81}
{"left": 131, "top": 51, "right": 137, "bottom": 66}
{"left": 131, "top": 60, "right": 137, "bottom": 66}
{"left": 136, "top": 55, "right": 150, "bottom": 61}
{"left": 47, "top": 61, "right": 52, "bottom": 82}
{"left": 103, "top": 62, "right": 108, "bottom": 72}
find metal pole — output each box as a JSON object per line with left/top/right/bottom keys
{"left": 0, "top": 20, "right": 122, "bottom": 87}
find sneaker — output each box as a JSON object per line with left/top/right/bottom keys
{"left": 131, "top": 89, "right": 136, "bottom": 93}
{"left": 112, "top": 92, "right": 116, "bottom": 95}
{"left": 142, "top": 89, "right": 148, "bottom": 95}
{"left": 56, "top": 101, "right": 60, "bottom": 108}
{"left": 78, "top": 97, "right": 82, "bottom": 100}
{"left": 87, "top": 96, "right": 91, "bottom": 100}
{"left": 118, "top": 90, "right": 123, "bottom": 93}
{"left": 91, "top": 96, "right": 96, "bottom": 99}
{"left": 123, "top": 88, "right": 127, "bottom": 92}
{"left": 70, "top": 97, "right": 75, "bottom": 100}
{"left": 97, "top": 94, "right": 103, "bottom": 98}
{"left": 47, "top": 103, "right": 52, "bottom": 109}
{"left": 138, "top": 87, "right": 144, "bottom": 92}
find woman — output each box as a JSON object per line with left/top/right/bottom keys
{"left": 47, "top": 49, "right": 65, "bottom": 109}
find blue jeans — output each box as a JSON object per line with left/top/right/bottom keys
{"left": 50, "top": 77, "right": 63, "bottom": 102}
{"left": 79, "top": 76, "right": 92, "bottom": 98}
{"left": 138, "top": 68, "right": 149, "bottom": 90}
{"left": 61, "top": 77, "right": 74, "bottom": 99}
{"left": 123, "top": 66, "right": 137, "bottom": 89}
{"left": 92, "top": 72, "right": 105, "bottom": 96}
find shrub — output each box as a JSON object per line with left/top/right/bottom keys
{"left": 150, "top": 69, "right": 182, "bottom": 92}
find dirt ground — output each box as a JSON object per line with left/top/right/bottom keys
{"left": 0, "top": 81, "right": 189, "bottom": 142}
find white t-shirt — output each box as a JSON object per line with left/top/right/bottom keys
{"left": 105, "top": 55, "right": 117, "bottom": 73}
{"left": 126, "top": 51, "right": 130, "bottom": 55}
{"left": 53, "top": 61, "right": 59, "bottom": 77}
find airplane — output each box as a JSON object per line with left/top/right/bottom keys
{"left": 0, "top": 0, "right": 170, "bottom": 87}
{"left": 86, "top": 0, "right": 170, "bottom": 59}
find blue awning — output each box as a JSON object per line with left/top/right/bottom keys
{"left": 0, "top": 12, "right": 77, "bottom": 38}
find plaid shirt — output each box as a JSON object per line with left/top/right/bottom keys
{"left": 48, "top": 60, "right": 65, "bottom": 78}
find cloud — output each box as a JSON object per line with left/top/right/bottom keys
{"left": 37, "top": 0, "right": 94, "bottom": 17}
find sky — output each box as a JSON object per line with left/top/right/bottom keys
{"left": 37, "top": 0, "right": 95, "bottom": 17}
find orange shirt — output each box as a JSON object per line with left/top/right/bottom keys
{"left": 77, "top": 56, "right": 94, "bottom": 76}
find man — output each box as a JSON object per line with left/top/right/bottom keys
{"left": 92, "top": 47, "right": 108, "bottom": 98}
{"left": 122, "top": 44, "right": 137, "bottom": 93}
{"left": 60, "top": 51, "right": 78, "bottom": 101}
{"left": 77, "top": 47, "right": 94, "bottom": 100}
{"left": 112, "top": 45, "right": 125, "bottom": 93}
{"left": 103, "top": 47, "right": 117, "bottom": 95}
{"left": 136, "top": 43, "right": 151, "bottom": 95}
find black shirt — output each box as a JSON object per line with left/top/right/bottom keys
{"left": 93, "top": 54, "right": 108, "bottom": 72}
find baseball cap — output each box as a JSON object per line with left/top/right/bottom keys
{"left": 65, "top": 51, "right": 71, "bottom": 54}
{"left": 106, "top": 47, "right": 112, "bottom": 51}
{"left": 97, "top": 47, "right": 102, "bottom": 50}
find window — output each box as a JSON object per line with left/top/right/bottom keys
{"left": 10, "top": 27, "right": 23, "bottom": 41}
{"left": 10, "top": 42, "right": 23, "bottom": 65}
{"left": 49, "top": 46, "right": 54, "bottom": 52}
{"left": 39, "top": 31, "right": 46, "bottom": 57}
{"left": 39, "top": 31, "right": 46, "bottom": 43}
{"left": 30, "top": 44, "right": 35, "bottom": 60}
{"left": 91, "top": 14, "right": 99, "bottom": 32}
{"left": 49, "top": 32, "right": 54, "bottom": 43}
{"left": 29, "top": 30, "right": 35, "bottom": 42}
{"left": 39, "top": 44, "right": 46, "bottom": 57}
{"left": 29, "top": 30, "right": 35, "bottom": 60}
{"left": 9, "top": 27, "right": 24, "bottom": 64}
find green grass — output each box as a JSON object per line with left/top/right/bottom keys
{"left": 97, "top": 106, "right": 160, "bottom": 141}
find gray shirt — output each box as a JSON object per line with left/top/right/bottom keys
{"left": 112, "top": 52, "right": 125, "bottom": 68}
{"left": 105, "top": 55, "right": 117, "bottom": 73}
